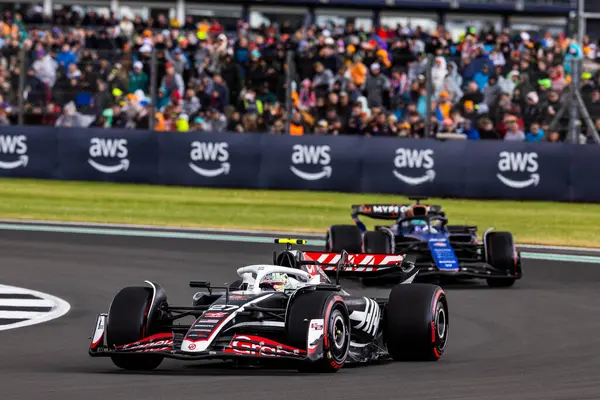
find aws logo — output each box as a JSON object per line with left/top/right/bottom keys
{"left": 88, "top": 138, "right": 129, "bottom": 173}
{"left": 188, "top": 141, "right": 230, "bottom": 177}
{"left": 496, "top": 151, "right": 539, "bottom": 189}
{"left": 290, "top": 144, "right": 331, "bottom": 181}
{"left": 0, "top": 135, "right": 28, "bottom": 169}
{"left": 393, "top": 148, "right": 435, "bottom": 185}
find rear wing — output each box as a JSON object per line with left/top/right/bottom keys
{"left": 351, "top": 203, "right": 444, "bottom": 231}
{"left": 301, "top": 251, "right": 408, "bottom": 277}
{"left": 272, "top": 239, "right": 414, "bottom": 284}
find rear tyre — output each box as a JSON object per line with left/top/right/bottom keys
{"left": 363, "top": 231, "right": 392, "bottom": 254}
{"left": 326, "top": 225, "right": 362, "bottom": 253}
{"left": 384, "top": 283, "right": 448, "bottom": 361}
{"left": 286, "top": 291, "right": 350, "bottom": 373}
{"left": 485, "top": 232, "right": 517, "bottom": 288}
{"left": 106, "top": 286, "right": 165, "bottom": 371}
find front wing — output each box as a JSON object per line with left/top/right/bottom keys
{"left": 413, "top": 259, "right": 523, "bottom": 280}
{"left": 89, "top": 314, "right": 324, "bottom": 364}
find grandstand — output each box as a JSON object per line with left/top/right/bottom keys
{"left": 0, "top": 0, "right": 597, "bottom": 143}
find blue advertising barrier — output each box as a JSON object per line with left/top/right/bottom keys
{"left": 57, "top": 128, "right": 159, "bottom": 183}
{"left": 0, "top": 126, "right": 597, "bottom": 202}
{"left": 157, "top": 131, "right": 262, "bottom": 188}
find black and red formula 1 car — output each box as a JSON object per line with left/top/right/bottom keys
{"left": 89, "top": 239, "right": 449, "bottom": 373}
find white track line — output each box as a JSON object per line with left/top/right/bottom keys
{"left": 0, "top": 310, "right": 48, "bottom": 318}
{"left": 0, "top": 218, "right": 597, "bottom": 252}
{"left": 0, "top": 219, "right": 324, "bottom": 237}
{"left": 0, "top": 299, "right": 55, "bottom": 307}
{"left": 0, "top": 284, "right": 71, "bottom": 331}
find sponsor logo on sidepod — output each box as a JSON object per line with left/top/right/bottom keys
{"left": 393, "top": 148, "right": 435, "bottom": 185}
{"left": 189, "top": 141, "right": 230, "bottom": 177}
{"left": 496, "top": 151, "right": 539, "bottom": 189}
{"left": 88, "top": 138, "right": 129, "bottom": 173}
{"left": 290, "top": 144, "right": 331, "bottom": 181}
{"left": 0, "top": 135, "right": 28, "bottom": 169}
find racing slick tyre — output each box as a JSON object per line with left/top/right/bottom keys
{"left": 384, "top": 283, "right": 448, "bottom": 361}
{"left": 286, "top": 291, "right": 350, "bottom": 373}
{"left": 106, "top": 286, "right": 165, "bottom": 371}
{"left": 326, "top": 225, "right": 362, "bottom": 253}
{"left": 360, "top": 230, "right": 396, "bottom": 286}
{"left": 485, "top": 232, "right": 518, "bottom": 288}
{"left": 363, "top": 231, "right": 392, "bottom": 254}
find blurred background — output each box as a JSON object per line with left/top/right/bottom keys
{"left": 0, "top": 0, "right": 598, "bottom": 143}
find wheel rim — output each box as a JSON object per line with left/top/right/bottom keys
{"left": 328, "top": 309, "right": 349, "bottom": 363}
{"left": 435, "top": 307, "right": 446, "bottom": 339}
{"left": 332, "top": 315, "right": 346, "bottom": 349}
{"left": 435, "top": 301, "right": 448, "bottom": 352}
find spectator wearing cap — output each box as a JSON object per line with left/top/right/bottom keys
{"left": 522, "top": 91, "right": 541, "bottom": 131}
{"left": 315, "top": 119, "right": 329, "bottom": 135}
{"left": 167, "top": 47, "right": 190, "bottom": 78}
{"left": 366, "top": 63, "right": 390, "bottom": 108}
{"left": 435, "top": 91, "right": 452, "bottom": 121}
{"left": 462, "top": 100, "right": 478, "bottom": 123}
{"left": 581, "top": 71, "right": 596, "bottom": 98}
{"left": 128, "top": 61, "right": 148, "bottom": 94}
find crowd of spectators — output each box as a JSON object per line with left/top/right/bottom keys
{"left": 1, "top": 5, "right": 600, "bottom": 143}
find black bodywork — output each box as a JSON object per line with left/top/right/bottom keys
{"left": 89, "top": 245, "right": 420, "bottom": 368}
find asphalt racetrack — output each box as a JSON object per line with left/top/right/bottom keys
{"left": 1, "top": 229, "right": 600, "bottom": 400}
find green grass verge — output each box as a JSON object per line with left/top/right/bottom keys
{"left": 0, "top": 178, "right": 598, "bottom": 247}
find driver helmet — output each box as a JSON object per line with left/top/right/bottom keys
{"left": 259, "top": 272, "right": 291, "bottom": 292}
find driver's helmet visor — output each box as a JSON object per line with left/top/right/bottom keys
{"left": 259, "top": 272, "right": 289, "bottom": 291}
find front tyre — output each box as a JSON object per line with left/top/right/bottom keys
{"left": 384, "top": 283, "right": 448, "bottom": 361}
{"left": 286, "top": 291, "right": 350, "bottom": 373}
{"left": 485, "top": 231, "right": 518, "bottom": 288}
{"left": 106, "top": 286, "right": 165, "bottom": 371}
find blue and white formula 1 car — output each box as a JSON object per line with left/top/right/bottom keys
{"left": 89, "top": 239, "right": 449, "bottom": 373}
{"left": 325, "top": 196, "right": 523, "bottom": 287}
